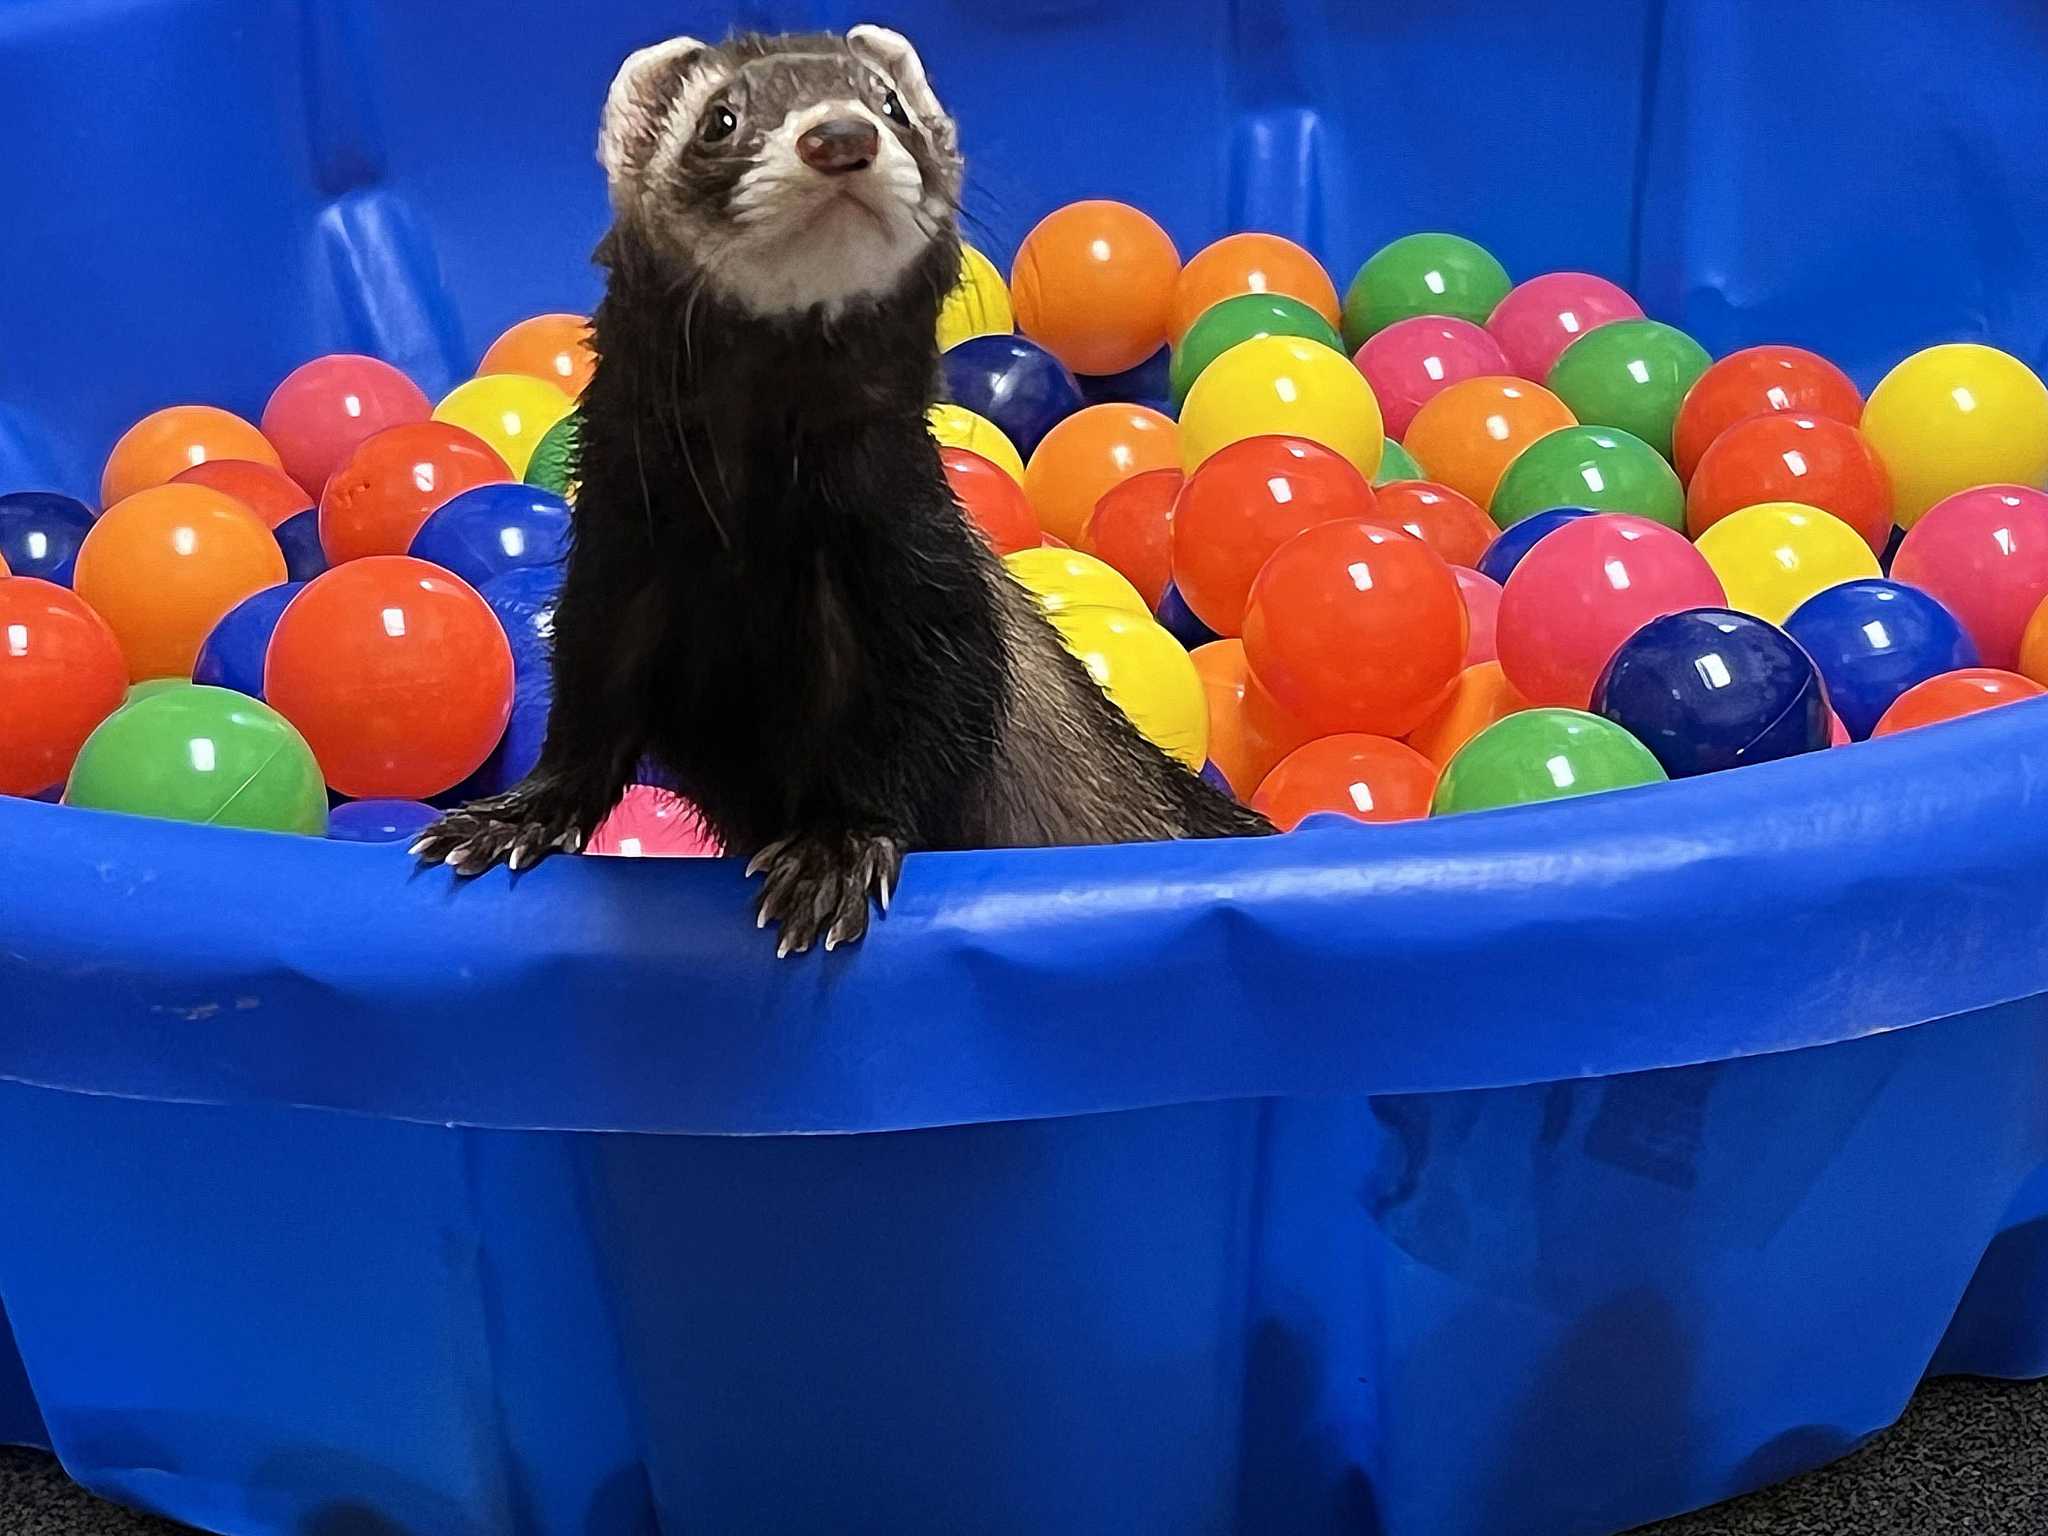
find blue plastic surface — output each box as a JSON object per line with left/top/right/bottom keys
{"left": 3, "top": 4, "right": 2048, "bottom": 1535}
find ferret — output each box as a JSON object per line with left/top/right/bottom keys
{"left": 413, "top": 25, "right": 1271, "bottom": 952}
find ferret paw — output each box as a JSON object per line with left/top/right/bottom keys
{"left": 746, "top": 830, "right": 905, "bottom": 957}
{"left": 411, "top": 793, "right": 588, "bottom": 877}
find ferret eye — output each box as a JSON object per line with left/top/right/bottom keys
{"left": 880, "top": 88, "right": 908, "bottom": 125}
{"left": 701, "top": 102, "right": 738, "bottom": 143}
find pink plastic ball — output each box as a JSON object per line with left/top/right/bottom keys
{"left": 1353, "top": 317, "right": 1510, "bottom": 440}
{"left": 1485, "top": 272, "right": 1645, "bottom": 383}
{"left": 1890, "top": 485, "right": 2048, "bottom": 669}
{"left": 586, "top": 786, "right": 723, "bottom": 857}
{"left": 1496, "top": 514, "right": 1726, "bottom": 707}
{"left": 1454, "top": 566, "right": 1502, "bottom": 666}
{"left": 262, "top": 355, "right": 433, "bottom": 497}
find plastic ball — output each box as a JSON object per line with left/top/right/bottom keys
{"left": 1871, "top": 668, "right": 2045, "bottom": 736}
{"left": 65, "top": 683, "right": 326, "bottom": 834}
{"left": 0, "top": 491, "right": 94, "bottom": 585}
{"left": 587, "top": 786, "right": 722, "bottom": 857}
{"left": 1170, "top": 435, "right": 1377, "bottom": 635}
{"left": 260, "top": 355, "right": 432, "bottom": 496}
{"left": 1044, "top": 605, "right": 1208, "bottom": 768}
{"left": 1672, "top": 345, "right": 1864, "bottom": 483}
{"left": 1889, "top": 485, "right": 2048, "bottom": 669}
{"left": 101, "top": 404, "right": 282, "bottom": 509}
{"left": 1496, "top": 515, "right": 1725, "bottom": 707}
{"left": 524, "top": 411, "right": 580, "bottom": 499}
{"left": 1454, "top": 567, "right": 1502, "bottom": 666}
{"left": 273, "top": 511, "right": 328, "bottom": 582}
{"left": 265, "top": 556, "right": 514, "bottom": 798}
{"left": 1021, "top": 402, "right": 1177, "bottom": 546}
{"left": 1590, "top": 608, "right": 1828, "bottom": 776}
{"left": 1190, "top": 639, "right": 1258, "bottom": 797}
{"left": 432, "top": 374, "right": 574, "bottom": 479}
{"left": 1402, "top": 376, "right": 1576, "bottom": 509}
{"left": 408, "top": 483, "right": 571, "bottom": 589}
{"left": 1252, "top": 734, "right": 1437, "bottom": 830}
{"left": 1431, "top": 708, "right": 1666, "bottom": 815}
{"left": 467, "top": 564, "right": 561, "bottom": 798}
{"left": 74, "top": 484, "right": 287, "bottom": 679}
{"left": 1080, "top": 468, "right": 1181, "bottom": 610}
{"left": 1003, "top": 546, "right": 1149, "bottom": 617}
{"left": 1243, "top": 519, "right": 1466, "bottom": 735}
{"left": 172, "top": 458, "right": 312, "bottom": 527}
{"left": 1371, "top": 479, "right": 1495, "bottom": 567}
{"left": 937, "top": 243, "right": 1014, "bottom": 352}
{"left": 941, "top": 335, "right": 1085, "bottom": 462}
{"left": 1686, "top": 412, "right": 1892, "bottom": 552}
{"left": 1785, "top": 579, "right": 1978, "bottom": 740}
{"left": 1863, "top": 344, "right": 2048, "bottom": 528}
{"left": 329, "top": 799, "right": 440, "bottom": 844}
{"left": 1485, "top": 272, "right": 1643, "bottom": 383}
{"left": 941, "top": 447, "right": 1039, "bottom": 556}
{"left": 1405, "top": 661, "right": 1529, "bottom": 768}
{"left": 1342, "top": 233, "right": 1510, "bottom": 349}
{"left": 1012, "top": 201, "right": 1181, "bottom": 377}
{"left": 0, "top": 576, "right": 128, "bottom": 795}
{"left": 1169, "top": 293, "right": 1346, "bottom": 412}
{"left": 1473, "top": 506, "right": 1595, "bottom": 585}
{"left": 2017, "top": 593, "right": 2048, "bottom": 687}
{"left": 1694, "top": 501, "right": 1881, "bottom": 625}
{"left": 1375, "top": 438, "right": 1424, "bottom": 485}
{"left": 1170, "top": 233, "right": 1341, "bottom": 348}
{"left": 1353, "top": 316, "right": 1511, "bottom": 441}
{"left": 319, "top": 421, "right": 511, "bottom": 564}
{"left": 1179, "top": 335, "right": 1384, "bottom": 481}
{"left": 1489, "top": 424, "right": 1684, "bottom": 531}
{"left": 928, "top": 402, "right": 1027, "bottom": 484}
{"left": 479, "top": 314, "right": 595, "bottom": 397}
{"left": 192, "top": 582, "right": 304, "bottom": 701}
{"left": 1154, "top": 581, "right": 1217, "bottom": 649}
{"left": 1545, "top": 319, "right": 1710, "bottom": 462}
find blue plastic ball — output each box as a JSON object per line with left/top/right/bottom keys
{"left": 0, "top": 491, "right": 94, "bottom": 585}
{"left": 463, "top": 564, "right": 562, "bottom": 797}
{"left": 192, "top": 582, "right": 304, "bottom": 701}
{"left": 1156, "top": 579, "right": 1218, "bottom": 649}
{"left": 941, "top": 335, "right": 1087, "bottom": 460}
{"left": 1784, "top": 579, "right": 1978, "bottom": 740}
{"left": 1474, "top": 506, "right": 1597, "bottom": 585}
{"left": 409, "top": 483, "right": 571, "bottom": 590}
{"left": 1591, "top": 607, "right": 1829, "bottom": 777}
{"left": 273, "top": 509, "right": 328, "bottom": 582}
{"left": 328, "top": 798, "right": 439, "bottom": 844}
{"left": 1076, "top": 347, "right": 1173, "bottom": 416}
{"left": 1199, "top": 760, "right": 1232, "bottom": 798}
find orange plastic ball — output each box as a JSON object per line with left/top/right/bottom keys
{"left": 1168, "top": 233, "right": 1342, "bottom": 348}
{"left": 1401, "top": 376, "right": 1577, "bottom": 509}
{"left": 1012, "top": 201, "right": 1181, "bottom": 377}
{"left": 940, "top": 447, "right": 1039, "bottom": 556}
{"left": 1022, "top": 403, "right": 1179, "bottom": 547}
{"left": 1253, "top": 734, "right": 1437, "bottom": 829}
{"left": 2020, "top": 594, "right": 2048, "bottom": 687}
{"left": 480, "top": 313, "right": 597, "bottom": 397}
{"left": 73, "top": 485, "right": 286, "bottom": 679}
{"left": 1243, "top": 519, "right": 1467, "bottom": 735}
{"left": 319, "top": 422, "right": 511, "bottom": 565}
{"left": 265, "top": 556, "right": 514, "bottom": 798}
{"left": 1241, "top": 664, "right": 1320, "bottom": 791}
{"left": 1686, "top": 411, "right": 1893, "bottom": 552}
{"left": 101, "top": 405, "right": 283, "bottom": 509}
{"left": 1404, "top": 661, "right": 1530, "bottom": 768}
{"left": 1870, "top": 667, "right": 2045, "bottom": 737}
{"left": 0, "top": 576, "right": 128, "bottom": 795}
{"left": 1190, "top": 638, "right": 1257, "bottom": 796}
{"left": 1080, "top": 468, "right": 1182, "bottom": 610}
{"left": 1371, "top": 479, "right": 1497, "bottom": 567}
{"left": 171, "top": 458, "right": 312, "bottom": 528}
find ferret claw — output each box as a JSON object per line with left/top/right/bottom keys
{"left": 413, "top": 793, "right": 592, "bottom": 879}
{"left": 748, "top": 830, "right": 904, "bottom": 956}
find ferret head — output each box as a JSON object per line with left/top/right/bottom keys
{"left": 599, "top": 27, "right": 961, "bottom": 318}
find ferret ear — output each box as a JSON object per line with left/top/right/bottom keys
{"left": 847, "top": 26, "right": 952, "bottom": 144}
{"left": 599, "top": 36, "right": 711, "bottom": 181}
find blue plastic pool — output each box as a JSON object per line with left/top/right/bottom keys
{"left": 3, "top": 3, "right": 2048, "bottom": 1533}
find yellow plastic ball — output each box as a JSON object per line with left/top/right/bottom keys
{"left": 1046, "top": 605, "right": 1209, "bottom": 769}
{"left": 928, "top": 403, "right": 1025, "bottom": 482}
{"left": 1003, "top": 547, "right": 1150, "bottom": 617}
{"left": 1862, "top": 343, "right": 2048, "bottom": 528}
{"left": 432, "top": 374, "right": 575, "bottom": 479}
{"left": 938, "top": 244, "right": 1015, "bottom": 352}
{"left": 1694, "top": 501, "right": 1881, "bottom": 624}
{"left": 1178, "top": 334, "right": 1383, "bottom": 480}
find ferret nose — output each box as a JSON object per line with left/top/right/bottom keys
{"left": 797, "top": 118, "right": 880, "bottom": 175}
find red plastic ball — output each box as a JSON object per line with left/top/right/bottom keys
{"left": 1171, "top": 435, "right": 1376, "bottom": 636}
{"left": 1080, "top": 468, "right": 1182, "bottom": 610}
{"left": 1496, "top": 514, "right": 1726, "bottom": 707}
{"left": 1372, "top": 479, "right": 1496, "bottom": 567}
{"left": 1353, "top": 316, "right": 1510, "bottom": 439}
{"left": 0, "top": 577, "right": 128, "bottom": 795}
{"left": 940, "top": 447, "right": 1039, "bottom": 557}
{"left": 1686, "top": 411, "right": 1893, "bottom": 552}
{"left": 171, "top": 458, "right": 312, "bottom": 528}
{"left": 263, "top": 355, "right": 433, "bottom": 497}
{"left": 1252, "top": 734, "right": 1438, "bottom": 830}
{"left": 1672, "top": 345, "right": 1864, "bottom": 482}
{"left": 319, "top": 422, "right": 511, "bottom": 565}
{"left": 1870, "top": 668, "right": 2045, "bottom": 736}
{"left": 1454, "top": 567, "right": 1502, "bottom": 666}
{"left": 1890, "top": 485, "right": 2048, "bottom": 669}
{"left": 1242, "top": 519, "right": 1466, "bottom": 735}
{"left": 265, "top": 556, "right": 514, "bottom": 798}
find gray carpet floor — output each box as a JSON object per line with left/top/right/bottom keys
{"left": 0, "top": 1375, "right": 2040, "bottom": 1533}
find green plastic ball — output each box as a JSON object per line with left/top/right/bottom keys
{"left": 1169, "top": 293, "right": 1346, "bottom": 411}
{"left": 1431, "top": 708, "right": 1667, "bottom": 816}
{"left": 66, "top": 683, "right": 327, "bottom": 835}
{"left": 1341, "top": 233, "right": 1511, "bottom": 351}
{"left": 1374, "top": 437, "right": 1424, "bottom": 486}
{"left": 524, "top": 411, "right": 580, "bottom": 500}
{"left": 1544, "top": 319, "right": 1711, "bottom": 462}
{"left": 1488, "top": 425, "right": 1686, "bottom": 531}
